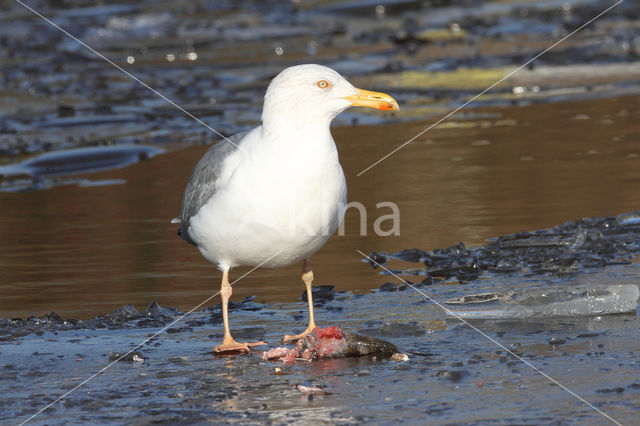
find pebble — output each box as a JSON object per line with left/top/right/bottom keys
{"left": 392, "top": 353, "right": 409, "bottom": 362}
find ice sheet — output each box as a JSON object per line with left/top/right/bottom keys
{"left": 445, "top": 285, "right": 639, "bottom": 319}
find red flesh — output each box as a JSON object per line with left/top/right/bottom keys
{"left": 314, "top": 326, "right": 343, "bottom": 339}
{"left": 262, "top": 326, "right": 347, "bottom": 362}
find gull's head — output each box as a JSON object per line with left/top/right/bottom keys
{"left": 262, "top": 64, "right": 398, "bottom": 130}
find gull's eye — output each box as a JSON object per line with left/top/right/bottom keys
{"left": 317, "top": 80, "right": 330, "bottom": 89}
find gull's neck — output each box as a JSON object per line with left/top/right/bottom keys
{"left": 261, "top": 108, "right": 334, "bottom": 145}
{"left": 252, "top": 109, "right": 339, "bottom": 171}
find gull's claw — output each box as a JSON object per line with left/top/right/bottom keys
{"left": 281, "top": 327, "right": 315, "bottom": 344}
{"left": 214, "top": 339, "right": 267, "bottom": 354}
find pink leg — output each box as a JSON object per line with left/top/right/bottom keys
{"left": 214, "top": 268, "right": 266, "bottom": 353}
{"left": 282, "top": 259, "right": 317, "bottom": 343}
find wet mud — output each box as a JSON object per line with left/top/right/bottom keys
{"left": 2, "top": 0, "right": 639, "bottom": 165}
{"left": 0, "top": 300, "right": 177, "bottom": 342}
{"left": 370, "top": 211, "right": 640, "bottom": 284}
{"left": 3, "top": 213, "right": 640, "bottom": 424}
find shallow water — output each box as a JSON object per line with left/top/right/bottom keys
{"left": 1, "top": 94, "right": 639, "bottom": 318}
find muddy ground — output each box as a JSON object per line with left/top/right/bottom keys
{"left": 2, "top": 0, "right": 639, "bottom": 163}
{"left": 3, "top": 213, "right": 640, "bottom": 424}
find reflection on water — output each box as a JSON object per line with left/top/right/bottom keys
{"left": 1, "top": 95, "right": 639, "bottom": 318}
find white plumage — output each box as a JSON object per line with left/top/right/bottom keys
{"left": 177, "top": 64, "right": 398, "bottom": 352}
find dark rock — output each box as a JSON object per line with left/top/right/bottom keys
{"left": 596, "top": 387, "right": 625, "bottom": 394}
{"left": 492, "top": 258, "right": 522, "bottom": 273}
{"left": 391, "top": 248, "right": 427, "bottom": 263}
{"left": 229, "top": 296, "right": 264, "bottom": 311}
{"left": 576, "top": 332, "right": 601, "bottom": 338}
{"left": 144, "top": 300, "right": 176, "bottom": 318}
{"left": 43, "top": 312, "right": 64, "bottom": 324}
{"left": 166, "top": 327, "right": 191, "bottom": 334}
{"left": 435, "top": 369, "right": 468, "bottom": 382}
{"left": 57, "top": 104, "right": 75, "bottom": 117}
{"left": 107, "top": 304, "right": 144, "bottom": 322}
{"left": 417, "top": 277, "right": 433, "bottom": 286}
{"left": 379, "top": 282, "right": 399, "bottom": 292}
{"left": 366, "top": 252, "right": 387, "bottom": 268}
{"left": 434, "top": 242, "right": 469, "bottom": 258}
{"left": 301, "top": 285, "right": 335, "bottom": 302}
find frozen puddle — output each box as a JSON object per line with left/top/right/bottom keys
{"left": 0, "top": 144, "right": 162, "bottom": 178}
{"left": 445, "top": 284, "right": 639, "bottom": 319}
{"left": 0, "top": 144, "right": 162, "bottom": 191}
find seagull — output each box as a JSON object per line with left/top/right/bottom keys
{"left": 175, "top": 64, "right": 399, "bottom": 353}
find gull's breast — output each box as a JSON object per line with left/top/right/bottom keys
{"left": 188, "top": 137, "right": 347, "bottom": 269}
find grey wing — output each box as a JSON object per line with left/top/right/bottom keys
{"left": 177, "top": 131, "right": 247, "bottom": 245}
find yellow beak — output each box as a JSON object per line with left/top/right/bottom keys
{"left": 343, "top": 88, "right": 399, "bottom": 111}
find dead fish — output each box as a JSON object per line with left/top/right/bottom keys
{"left": 296, "top": 326, "right": 400, "bottom": 359}
{"left": 262, "top": 326, "right": 401, "bottom": 362}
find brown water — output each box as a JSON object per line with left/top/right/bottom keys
{"left": 1, "top": 94, "right": 639, "bottom": 318}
